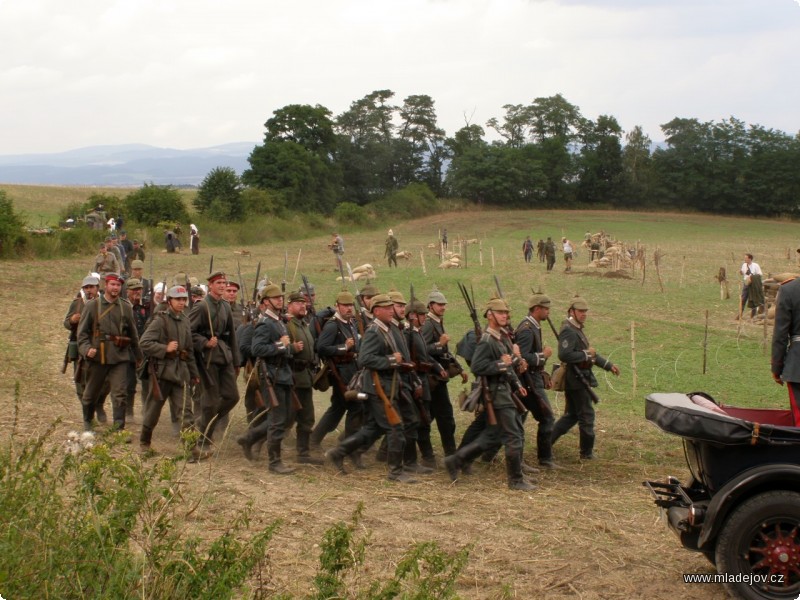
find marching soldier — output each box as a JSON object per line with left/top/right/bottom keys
{"left": 405, "top": 300, "right": 447, "bottom": 469}
{"left": 309, "top": 291, "right": 363, "bottom": 450}
{"left": 551, "top": 297, "right": 620, "bottom": 460}
{"left": 237, "top": 284, "right": 298, "bottom": 473}
{"left": 326, "top": 294, "right": 417, "bottom": 484}
{"left": 285, "top": 291, "right": 323, "bottom": 464}
{"left": 444, "top": 297, "right": 535, "bottom": 491}
{"left": 124, "top": 277, "right": 149, "bottom": 420}
{"left": 93, "top": 242, "right": 120, "bottom": 279}
{"left": 515, "top": 293, "right": 560, "bottom": 469}
{"left": 421, "top": 290, "right": 466, "bottom": 457}
{"left": 76, "top": 273, "right": 143, "bottom": 432}
{"left": 385, "top": 229, "right": 399, "bottom": 268}
{"left": 189, "top": 271, "right": 240, "bottom": 459}
{"left": 138, "top": 285, "right": 199, "bottom": 453}
{"left": 64, "top": 274, "right": 107, "bottom": 422}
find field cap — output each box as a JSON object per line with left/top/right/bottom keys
{"left": 407, "top": 300, "right": 427, "bottom": 315}
{"left": 371, "top": 294, "right": 393, "bottom": 308}
{"left": 126, "top": 278, "right": 143, "bottom": 290}
{"left": 130, "top": 259, "right": 144, "bottom": 269}
{"left": 168, "top": 285, "right": 188, "bottom": 299}
{"left": 336, "top": 291, "right": 355, "bottom": 305}
{"left": 259, "top": 283, "right": 282, "bottom": 300}
{"left": 570, "top": 296, "right": 589, "bottom": 311}
{"left": 483, "top": 297, "right": 510, "bottom": 315}
{"left": 105, "top": 273, "right": 123, "bottom": 283}
{"left": 387, "top": 290, "right": 406, "bottom": 305}
{"left": 359, "top": 284, "right": 379, "bottom": 297}
{"left": 287, "top": 291, "right": 305, "bottom": 303}
{"left": 82, "top": 275, "right": 100, "bottom": 287}
{"left": 528, "top": 293, "right": 551, "bottom": 309}
{"left": 207, "top": 271, "right": 227, "bottom": 283}
{"left": 301, "top": 282, "right": 315, "bottom": 295}
{"left": 190, "top": 285, "right": 205, "bottom": 297}
{"left": 428, "top": 290, "right": 447, "bottom": 305}
{"left": 226, "top": 281, "right": 240, "bottom": 290}
{"left": 154, "top": 282, "right": 166, "bottom": 294}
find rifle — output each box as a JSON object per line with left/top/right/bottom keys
{"left": 345, "top": 262, "right": 366, "bottom": 335}
{"left": 185, "top": 273, "right": 193, "bottom": 310}
{"left": 546, "top": 317, "right": 601, "bottom": 404}
{"left": 256, "top": 359, "right": 279, "bottom": 409}
{"left": 147, "top": 358, "right": 164, "bottom": 402}
{"left": 249, "top": 261, "right": 262, "bottom": 322}
{"left": 236, "top": 261, "right": 247, "bottom": 319}
{"left": 457, "top": 282, "right": 496, "bottom": 424}
{"left": 61, "top": 345, "right": 70, "bottom": 374}
{"left": 209, "top": 254, "right": 214, "bottom": 274}
{"left": 372, "top": 371, "right": 402, "bottom": 426}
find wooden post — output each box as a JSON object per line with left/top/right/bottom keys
{"left": 479, "top": 242, "right": 484, "bottom": 267}
{"left": 463, "top": 240, "right": 468, "bottom": 269}
{"left": 702, "top": 310, "right": 709, "bottom": 374}
{"left": 420, "top": 247, "right": 427, "bottom": 275}
{"left": 630, "top": 321, "right": 637, "bottom": 395}
{"left": 679, "top": 255, "right": 685, "bottom": 288}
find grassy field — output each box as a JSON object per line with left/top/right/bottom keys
{"left": 1, "top": 189, "right": 798, "bottom": 598}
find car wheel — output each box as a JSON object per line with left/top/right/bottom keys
{"left": 715, "top": 491, "right": 800, "bottom": 599}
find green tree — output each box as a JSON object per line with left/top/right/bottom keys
{"left": 576, "top": 115, "right": 625, "bottom": 205}
{"left": 0, "top": 190, "right": 25, "bottom": 256}
{"left": 622, "top": 125, "right": 654, "bottom": 206}
{"left": 243, "top": 104, "right": 342, "bottom": 214}
{"left": 124, "top": 183, "right": 188, "bottom": 226}
{"left": 195, "top": 166, "right": 244, "bottom": 221}
{"left": 395, "top": 94, "right": 450, "bottom": 195}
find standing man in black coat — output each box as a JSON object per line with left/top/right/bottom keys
{"left": 771, "top": 277, "right": 800, "bottom": 424}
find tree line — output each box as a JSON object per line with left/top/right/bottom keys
{"left": 205, "top": 90, "right": 798, "bottom": 219}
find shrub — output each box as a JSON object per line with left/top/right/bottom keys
{"left": 334, "top": 201, "right": 368, "bottom": 226}
{"left": 366, "top": 183, "right": 439, "bottom": 220}
{"left": 0, "top": 190, "right": 26, "bottom": 257}
{"left": 124, "top": 183, "right": 188, "bottom": 227}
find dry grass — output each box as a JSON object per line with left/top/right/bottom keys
{"left": 2, "top": 205, "right": 793, "bottom": 598}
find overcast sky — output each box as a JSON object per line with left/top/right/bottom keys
{"left": 1, "top": 0, "right": 798, "bottom": 155}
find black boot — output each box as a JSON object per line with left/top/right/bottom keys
{"left": 579, "top": 430, "right": 595, "bottom": 460}
{"left": 325, "top": 434, "right": 365, "bottom": 474}
{"left": 507, "top": 454, "right": 537, "bottom": 491}
{"left": 268, "top": 441, "right": 295, "bottom": 475}
{"left": 82, "top": 403, "right": 94, "bottom": 431}
{"left": 444, "top": 441, "right": 484, "bottom": 482}
{"left": 237, "top": 432, "right": 255, "bottom": 461}
{"left": 417, "top": 438, "right": 437, "bottom": 469}
{"left": 403, "top": 443, "right": 433, "bottom": 474}
{"left": 296, "top": 431, "right": 324, "bottom": 465}
{"left": 375, "top": 436, "right": 388, "bottom": 462}
{"left": 387, "top": 450, "right": 417, "bottom": 484}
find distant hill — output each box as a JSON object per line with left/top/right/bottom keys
{"left": 0, "top": 143, "right": 257, "bottom": 186}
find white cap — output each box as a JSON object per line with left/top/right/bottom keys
{"left": 154, "top": 282, "right": 166, "bottom": 294}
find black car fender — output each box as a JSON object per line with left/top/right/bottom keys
{"left": 698, "top": 463, "right": 800, "bottom": 548}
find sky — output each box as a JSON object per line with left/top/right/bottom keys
{"left": 1, "top": 0, "right": 798, "bottom": 155}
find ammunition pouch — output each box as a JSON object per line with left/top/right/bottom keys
{"left": 67, "top": 340, "right": 79, "bottom": 361}
{"left": 106, "top": 334, "right": 132, "bottom": 349}
{"left": 312, "top": 362, "right": 330, "bottom": 392}
{"left": 446, "top": 361, "right": 463, "bottom": 379}
{"left": 398, "top": 362, "right": 416, "bottom": 373}
{"left": 331, "top": 353, "right": 356, "bottom": 365}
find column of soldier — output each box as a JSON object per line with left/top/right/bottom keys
{"left": 64, "top": 263, "right": 619, "bottom": 487}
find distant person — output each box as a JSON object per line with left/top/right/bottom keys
{"left": 562, "top": 237, "right": 573, "bottom": 272}
{"left": 739, "top": 253, "right": 764, "bottom": 319}
{"left": 441, "top": 228, "right": 448, "bottom": 250}
{"left": 190, "top": 224, "right": 200, "bottom": 255}
{"left": 165, "top": 231, "right": 178, "bottom": 253}
{"left": 329, "top": 232, "right": 344, "bottom": 272}
{"left": 129, "top": 239, "right": 145, "bottom": 264}
{"left": 107, "top": 217, "right": 116, "bottom": 232}
{"left": 385, "top": 229, "right": 399, "bottom": 268}
{"left": 544, "top": 237, "right": 556, "bottom": 271}
{"left": 94, "top": 242, "right": 120, "bottom": 278}
{"left": 537, "top": 239, "right": 545, "bottom": 263}
{"left": 522, "top": 236, "right": 534, "bottom": 263}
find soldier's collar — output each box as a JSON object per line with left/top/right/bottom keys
{"left": 264, "top": 308, "right": 281, "bottom": 321}
{"left": 373, "top": 319, "right": 389, "bottom": 332}
{"left": 334, "top": 311, "right": 351, "bottom": 323}
{"left": 426, "top": 312, "right": 441, "bottom": 323}
{"left": 566, "top": 316, "right": 583, "bottom": 330}
{"left": 485, "top": 327, "right": 502, "bottom": 340}
{"left": 526, "top": 315, "right": 541, "bottom": 328}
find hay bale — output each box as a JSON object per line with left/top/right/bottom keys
{"left": 352, "top": 263, "right": 373, "bottom": 274}
{"left": 396, "top": 250, "right": 412, "bottom": 259}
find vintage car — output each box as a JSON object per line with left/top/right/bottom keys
{"left": 644, "top": 392, "right": 800, "bottom": 600}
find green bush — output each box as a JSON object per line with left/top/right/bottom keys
{"left": 0, "top": 190, "right": 26, "bottom": 257}
{"left": 366, "top": 183, "right": 440, "bottom": 220}
{"left": 334, "top": 201, "right": 368, "bottom": 226}
{"left": 125, "top": 183, "right": 188, "bottom": 227}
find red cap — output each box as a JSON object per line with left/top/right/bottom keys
{"left": 207, "top": 271, "right": 227, "bottom": 283}
{"left": 105, "top": 273, "right": 123, "bottom": 282}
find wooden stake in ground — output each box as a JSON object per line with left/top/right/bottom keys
{"left": 653, "top": 247, "right": 665, "bottom": 293}
{"left": 291, "top": 249, "right": 301, "bottom": 284}
{"left": 420, "top": 247, "right": 427, "bottom": 275}
{"left": 491, "top": 246, "right": 495, "bottom": 270}
{"left": 479, "top": 242, "right": 483, "bottom": 267}
{"left": 630, "top": 321, "right": 637, "bottom": 395}
{"left": 716, "top": 267, "right": 730, "bottom": 300}
{"left": 463, "top": 240, "right": 468, "bottom": 269}
{"left": 679, "top": 255, "right": 685, "bottom": 288}
{"left": 702, "top": 310, "right": 709, "bottom": 374}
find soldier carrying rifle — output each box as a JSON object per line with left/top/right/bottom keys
{"left": 445, "top": 297, "right": 535, "bottom": 491}
{"left": 550, "top": 296, "right": 620, "bottom": 460}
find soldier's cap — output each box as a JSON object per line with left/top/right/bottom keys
{"left": 132, "top": 239, "right": 139, "bottom": 244}
{"left": 300, "top": 282, "right": 315, "bottom": 295}
{"left": 371, "top": 294, "right": 393, "bottom": 308}
{"left": 407, "top": 300, "right": 427, "bottom": 315}
{"left": 188, "top": 276, "right": 199, "bottom": 286}
{"left": 569, "top": 296, "right": 589, "bottom": 311}
{"left": 207, "top": 271, "right": 227, "bottom": 284}
{"left": 359, "top": 284, "right": 379, "bottom": 297}
{"left": 226, "top": 281, "right": 240, "bottom": 290}
{"left": 259, "top": 283, "right": 282, "bottom": 300}
{"left": 287, "top": 291, "right": 305, "bottom": 303}
{"left": 130, "top": 259, "right": 144, "bottom": 269}
{"left": 428, "top": 290, "right": 447, "bottom": 305}
{"left": 190, "top": 285, "right": 205, "bottom": 297}
{"left": 82, "top": 275, "right": 100, "bottom": 287}
{"left": 98, "top": 242, "right": 106, "bottom": 249}
{"left": 336, "top": 291, "right": 355, "bottom": 305}
{"left": 105, "top": 273, "right": 123, "bottom": 283}
{"left": 483, "top": 297, "right": 510, "bottom": 315}
{"left": 126, "top": 277, "right": 143, "bottom": 290}
{"left": 528, "top": 293, "right": 551, "bottom": 309}
{"left": 387, "top": 290, "right": 407, "bottom": 305}
{"left": 167, "top": 285, "right": 189, "bottom": 299}
{"left": 104, "top": 236, "right": 113, "bottom": 242}
{"left": 172, "top": 272, "right": 187, "bottom": 286}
